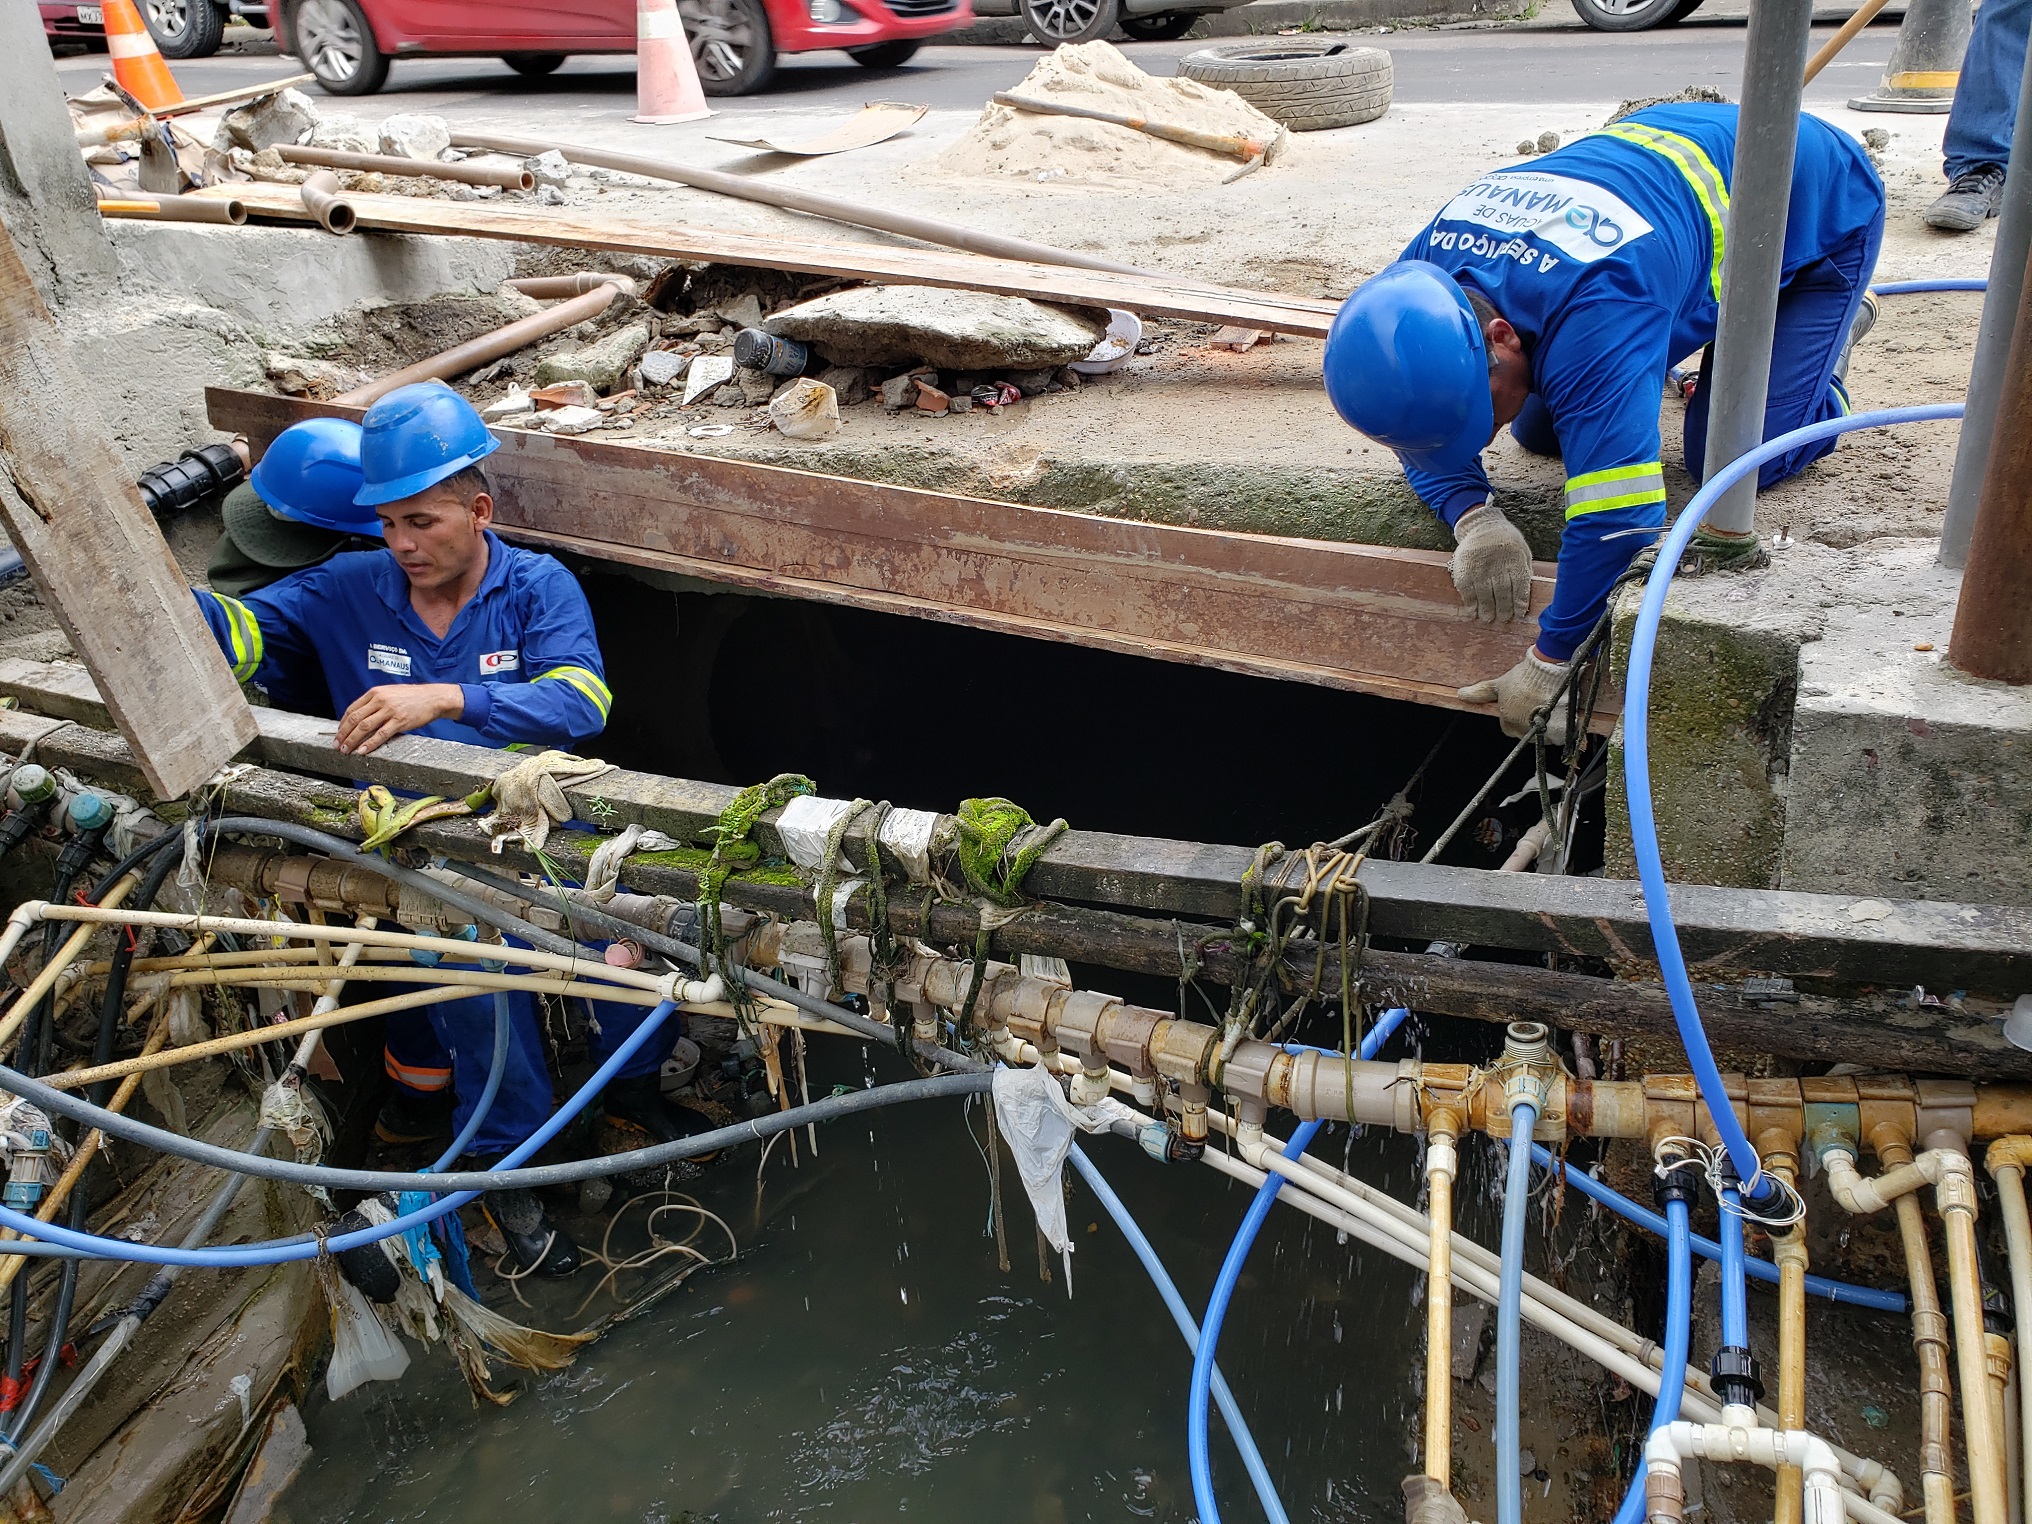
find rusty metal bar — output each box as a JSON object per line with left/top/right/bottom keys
{"left": 1949, "top": 237, "right": 2032, "bottom": 684}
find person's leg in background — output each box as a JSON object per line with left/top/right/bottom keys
{"left": 377, "top": 1014, "right": 455, "bottom": 1146}
{"left": 586, "top": 993, "right": 716, "bottom": 1146}
{"left": 1930, "top": 0, "right": 2031, "bottom": 229}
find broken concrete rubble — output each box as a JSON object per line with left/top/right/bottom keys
{"left": 639, "top": 349, "right": 689, "bottom": 387}
{"left": 216, "top": 88, "right": 320, "bottom": 155}
{"left": 533, "top": 321, "right": 650, "bottom": 392}
{"left": 766, "top": 285, "right": 1109, "bottom": 372}
{"left": 377, "top": 113, "right": 451, "bottom": 162}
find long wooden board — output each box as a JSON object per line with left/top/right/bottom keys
{"left": 208, "top": 387, "right": 1601, "bottom": 727}
{"left": 198, "top": 185, "right": 1342, "bottom": 340}
{"left": 0, "top": 218, "right": 257, "bottom": 798}
{"left": 2, "top": 668, "right": 2026, "bottom": 999}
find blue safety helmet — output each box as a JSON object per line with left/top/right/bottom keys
{"left": 247, "top": 417, "right": 376, "bottom": 535}
{"left": 1322, "top": 261, "right": 1495, "bottom": 474}
{"left": 354, "top": 380, "right": 500, "bottom": 508}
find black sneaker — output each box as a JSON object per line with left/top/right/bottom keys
{"left": 468, "top": 1168, "right": 580, "bottom": 1278}
{"left": 374, "top": 1087, "right": 455, "bottom": 1146}
{"left": 1926, "top": 165, "right": 2007, "bottom": 232}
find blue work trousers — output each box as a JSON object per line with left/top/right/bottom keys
{"left": 1946, "top": 0, "right": 2031, "bottom": 179}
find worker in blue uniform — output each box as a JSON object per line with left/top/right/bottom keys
{"left": 193, "top": 385, "right": 691, "bottom": 1275}
{"left": 1322, "top": 103, "right": 1884, "bottom": 743}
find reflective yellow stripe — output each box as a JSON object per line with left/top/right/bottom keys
{"left": 534, "top": 664, "right": 612, "bottom": 720}
{"left": 1564, "top": 462, "right": 1667, "bottom": 519}
{"left": 1599, "top": 122, "right": 1730, "bottom": 300}
{"left": 213, "top": 594, "right": 264, "bottom": 682}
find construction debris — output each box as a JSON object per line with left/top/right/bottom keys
{"left": 378, "top": 113, "right": 451, "bottom": 161}
{"left": 764, "top": 285, "right": 1110, "bottom": 371}
{"left": 769, "top": 377, "right": 841, "bottom": 440}
{"left": 534, "top": 322, "right": 651, "bottom": 392}
{"left": 215, "top": 87, "right": 320, "bottom": 154}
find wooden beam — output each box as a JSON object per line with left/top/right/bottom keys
{"left": 0, "top": 217, "right": 258, "bottom": 798}
{"left": 0, "top": 676, "right": 2025, "bottom": 998}
{"left": 206, "top": 387, "right": 1603, "bottom": 728}
{"left": 197, "top": 185, "right": 1342, "bottom": 340}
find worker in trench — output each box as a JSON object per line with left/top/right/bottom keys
{"left": 1323, "top": 100, "right": 1884, "bottom": 743}
{"left": 192, "top": 383, "right": 715, "bottom": 1277}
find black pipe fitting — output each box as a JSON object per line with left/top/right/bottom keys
{"left": 136, "top": 442, "right": 244, "bottom": 519}
{"left": 1652, "top": 1159, "right": 1703, "bottom": 1210}
{"left": 1710, "top": 1345, "right": 1765, "bottom": 1407}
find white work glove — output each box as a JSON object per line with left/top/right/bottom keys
{"left": 1459, "top": 648, "right": 1572, "bottom": 745}
{"left": 1449, "top": 502, "right": 1533, "bottom": 624}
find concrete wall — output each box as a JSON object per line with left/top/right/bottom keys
{"left": 0, "top": 0, "right": 116, "bottom": 300}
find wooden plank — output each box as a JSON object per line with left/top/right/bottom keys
{"left": 206, "top": 387, "right": 1609, "bottom": 729}
{"left": 0, "top": 217, "right": 258, "bottom": 798}
{"left": 199, "top": 185, "right": 1342, "bottom": 340}
{"left": 0, "top": 682, "right": 2025, "bottom": 996}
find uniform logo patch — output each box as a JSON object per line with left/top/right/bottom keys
{"left": 366, "top": 643, "right": 412, "bottom": 678}
{"left": 479, "top": 649, "right": 520, "bottom": 675}
{"left": 1432, "top": 171, "right": 1654, "bottom": 268}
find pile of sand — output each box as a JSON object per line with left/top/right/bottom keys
{"left": 935, "top": 41, "right": 1286, "bottom": 188}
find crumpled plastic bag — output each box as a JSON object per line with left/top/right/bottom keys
{"left": 768, "top": 378, "right": 840, "bottom": 441}
{"left": 991, "top": 1061, "right": 1110, "bottom": 1293}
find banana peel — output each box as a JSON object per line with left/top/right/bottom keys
{"left": 356, "top": 784, "right": 475, "bottom": 854}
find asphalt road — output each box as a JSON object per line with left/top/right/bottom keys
{"left": 47, "top": 15, "right": 1901, "bottom": 121}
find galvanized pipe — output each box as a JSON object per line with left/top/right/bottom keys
{"left": 1698, "top": 0, "right": 1817, "bottom": 538}
{"left": 331, "top": 273, "right": 636, "bottom": 408}
{"left": 96, "top": 193, "right": 247, "bottom": 226}
{"left": 298, "top": 170, "right": 356, "bottom": 236}
{"left": 1942, "top": 32, "right": 2032, "bottom": 568}
{"left": 276, "top": 143, "right": 536, "bottom": 191}
{"left": 447, "top": 129, "right": 1165, "bottom": 279}
{"left": 1948, "top": 233, "right": 2032, "bottom": 683}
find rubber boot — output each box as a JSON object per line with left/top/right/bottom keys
{"left": 600, "top": 1073, "right": 721, "bottom": 1149}
{"left": 465, "top": 1157, "right": 579, "bottom": 1278}
{"left": 373, "top": 1085, "right": 455, "bottom": 1146}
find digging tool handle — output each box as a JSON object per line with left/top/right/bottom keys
{"left": 1803, "top": 0, "right": 1894, "bottom": 83}
{"left": 991, "top": 92, "right": 1267, "bottom": 163}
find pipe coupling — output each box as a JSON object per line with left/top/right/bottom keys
{"left": 1933, "top": 1149, "right": 1978, "bottom": 1214}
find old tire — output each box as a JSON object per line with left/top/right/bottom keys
{"left": 1176, "top": 40, "right": 1392, "bottom": 130}
{"left": 1019, "top": 0, "right": 1120, "bottom": 46}
{"left": 1120, "top": 11, "right": 1199, "bottom": 38}
{"left": 1571, "top": 0, "right": 1686, "bottom": 29}
{"left": 143, "top": 0, "right": 225, "bottom": 57}
{"left": 286, "top": 0, "right": 390, "bottom": 94}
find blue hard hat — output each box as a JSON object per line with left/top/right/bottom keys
{"left": 1323, "top": 261, "right": 1495, "bottom": 474}
{"left": 248, "top": 418, "right": 376, "bottom": 535}
{"left": 354, "top": 380, "right": 500, "bottom": 509}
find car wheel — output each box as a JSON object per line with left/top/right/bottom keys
{"left": 845, "top": 39, "right": 919, "bottom": 66}
{"left": 142, "top": 0, "right": 225, "bottom": 58}
{"left": 1177, "top": 40, "right": 1392, "bottom": 130}
{"left": 680, "top": 0, "right": 775, "bottom": 94}
{"left": 1571, "top": 0, "right": 1685, "bottom": 30}
{"left": 503, "top": 51, "right": 567, "bottom": 75}
{"left": 286, "top": 0, "right": 390, "bottom": 92}
{"left": 1019, "top": 0, "right": 1119, "bottom": 46}
{"left": 1120, "top": 11, "right": 1198, "bottom": 38}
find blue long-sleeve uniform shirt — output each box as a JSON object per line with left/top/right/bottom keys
{"left": 1396, "top": 103, "right": 1882, "bottom": 659}
{"left": 195, "top": 531, "right": 611, "bottom": 749}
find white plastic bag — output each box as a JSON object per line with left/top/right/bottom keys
{"left": 991, "top": 1062, "right": 1109, "bottom": 1293}
{"left": 321, "top": 1259, "right": 410, "bottom": 1400}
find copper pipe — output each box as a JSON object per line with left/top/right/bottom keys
{"left": 331, "top": 273, "right": 635, "bottom": 407}
{"left": 1951, "top": 236, "right": 2032, "bottom": 684}
{"left": 276, "top": 144, "right": 535, "bottom": 191}
{"left": 298, "top": 170, "right": 356, "bottom": 235}
{"left": 1803, "top": 0, "right": 1894, "bottom": 84}
{"left": 97, "top": 193, "right": 247, "bottom": 226}
{"left": 447, "top": 129, "right": 1165, "bottom": 279}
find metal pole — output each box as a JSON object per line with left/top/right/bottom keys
{"left": 1947, "top": 236, "right": 2032, "bottom": 685}
{"left": 1700, "top": 0, "right": 1817, "bottom": 540}
{"left": 1940, "top": 29, "right": 2032, "bottom": 569}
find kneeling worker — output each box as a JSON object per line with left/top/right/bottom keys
{"left": 194, "top": 382, "right": 670, "bottom": 1274}
{"left": 1324, "top": 101, "right": 1883, "bottom": 741}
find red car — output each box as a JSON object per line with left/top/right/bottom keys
{"left": 274, "top": 0, "right": 970, "bottom": 98}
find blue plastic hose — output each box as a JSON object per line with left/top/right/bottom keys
{"left": 1872, "top": 279, "right": 1987, "bottom": 294}
{"left": 1068, "top": 1147, "right": 1289, "bottom": 1524}
{"left": 1527, "top": 1144, "right": 1905, "bottom": 1312}
{"left": 1608, "top": 1196, "right": 1694, "bottom": 1524}
{"left": 1622, "top": 402, "right": 1964, "bottom": 1198}
{"left": 1719, "top": 1186, "right": 1749, "bottom": 1351}
{"left": 1495, "top": 1099, "right": 1538, "bottom": 1524}
{"left": 1187, "top": 1005, "right": 1410, "bottom": 1524}
{"left": 0, "top": 999, "right": 681, "bottom": 1267}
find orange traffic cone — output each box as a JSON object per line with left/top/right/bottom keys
{"left": 103, "top": 0, "right": 184, "bottom": 112}
{"left": 631, "top": 0, "right": 711, "bottom": 125}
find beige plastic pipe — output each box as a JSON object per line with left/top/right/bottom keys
{"left": 299, "top": 170, "right": 357, "bottom": 235}
{"left": 447, "top": 129, "right": 1166, "bottom": 279}
{"left": 0, "top": 876, "right": 140, "bottom": 1054}
{"left": 331, "top": 272, "right": 634, "bottom": 407}
{"left": 276, "top": 144, "right": 535, "bottom": 191}
{"left": 1424, "top": 1109, "right": 1461, "bottom": 1487}
{"left": 1986, "top": 1139, "right": 2032, "bottom": 1524}
{"left": 97, "top": 193, "right": 248, "bottom": 226}
{"left": 1936, "top": 1140, "right": 2011, "bottom": 1524}
{"left": 1880, "top": 1133, "right": 1963, "bottom": 1524}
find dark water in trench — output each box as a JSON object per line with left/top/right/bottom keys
{"left": 285, "top": 1035, "right": 1523, "bottom": 1524}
